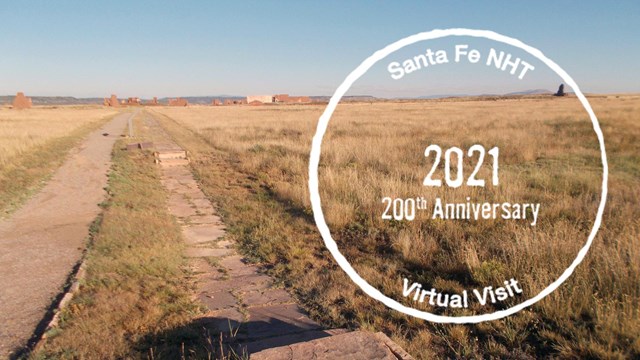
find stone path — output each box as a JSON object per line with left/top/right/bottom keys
{"left": 145, "top": 113, "right": 413, "bottom": 359}
{"left": 142, "top": 114, "right": 343, "bottom": 357}
{"left": 251, "top": 331, "right": 413, "bottom": 360}
{"left": 0, "top": 112, "right": 133, "bottom": 357}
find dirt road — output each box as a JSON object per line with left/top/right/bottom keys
{"left": 0, "top": 112, "right": 132, "bottom": 357}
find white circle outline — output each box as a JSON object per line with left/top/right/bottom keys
{"left": 308, "top": 28, "right": 608, "bottom": 323}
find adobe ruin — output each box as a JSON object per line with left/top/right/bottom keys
{"left": 246, "top": 95, "right": 274, "bottom": 104}
{"left": 126, "top": 97, "right": 141, "bottom": 106}
{"left": 104, "top": 94, "right": 120, "bottom": 107}
{"left": 168, "top": 98, "right": 188, "bottom": 107}
{"left": 247, "top": 94, "right": 311, "bottom": 104}
{"left": 12, "top": 92, "right": 32, "bottom": 109}
{"left": 223, "top": 99, "right": 245, "bottom": 105}
{"left": 145, "top": 97, "right": 159, "bottom": 106}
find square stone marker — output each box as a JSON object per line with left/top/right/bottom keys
{"left": 126, "top": 143, "right": 141, "bottom": 151}
{"left": 246, "top": 304, "right": 321, "bottom": 340}
{"left": 139, "top": 142, "right": 154, "bottom": 149}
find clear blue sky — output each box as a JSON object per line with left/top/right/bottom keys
{"left": 0, "top": 1, "right": 638, "bottom": 98}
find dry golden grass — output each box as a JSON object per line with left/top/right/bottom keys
{"left": 0, "top": 106, "right": 119, "bottom": 215}
{"left": 0, "top": 106, "right": 118, "bottom": 166}
{"left": 154, "top": 96, "right": 639, "bottom": 359}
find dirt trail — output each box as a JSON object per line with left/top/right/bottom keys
{"left": 0, "top": 112, "right": 133, "bottom": 357}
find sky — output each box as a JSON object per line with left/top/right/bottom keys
{"left": 0, "top": 1, "right": 638, "bottom": 98}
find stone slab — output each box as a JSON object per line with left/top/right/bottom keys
{"left": 192, "top": 198, "right": 214, "bottom": 209}
{"left": 183, "top": 225, "right": 226, "bottom": 244}
{"left": 187, "top": 214, "right": 224, "bottom": 225}
{"left": 198, "top": 290, "right": 237, "bottom": 311}
{"left": 200, "top": 273, "right": 272, "bottom": 293}
{"left": 159, "top": 158, "right": 190, "bottom": 167}
{"left": 250, "top": 331, "right": 414, "bottom": 360}
{"left": 244, "top": 329, "right": 347, "bottom": 354}
{"left": 191, "top": 257, "right": 219, "bottom": 274}
{"left": 214, "top": 240, "right": 233, "bottom": 249}
{"left": 168, "top": 202, "right": 197, "bottom": 218}
{"left": 243, "top": 289, "right": 294, "bottom": 307}
{"left": 220, "top": 255, "right": 262, "bottom": 277}
{"left": 156, "top": 150, "right": 187, "bottom": 159}
{"left": 197, "top": 308, "right": 245, "bottom": 334}
{"left": 246, "top": 304, "right": 321, "bottom": 340}
{"left": 185, "top": 247, "right": 232, "bottom": 258}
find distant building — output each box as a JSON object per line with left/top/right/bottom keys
{"left": 212, "top": 99, "right": 222, "bottom": 106}
{"left": 146, "top": 97, "right": 159, "bottom": 106}
{"left": 12, "top": 92, "right": 32, "bottom": 109}
{"left": 246, "top": 95, "right": 274, "bottom": 104}
{"left": 168, "top": 98, "right": 188, "bottom": 106}
{"left": 249, "top": 94, "right": 311, "bottom": 104}
{"left": 126, "top": 97, "right": 141, "bottom": 105}
{"left": 103, "top": 94, "right": 120, "bottom": 107}
{"left": 223, "top": 99, "right": 245, "bottom": 105}
{"left": 274, "top": 94, "right": 289, "bottom": 102}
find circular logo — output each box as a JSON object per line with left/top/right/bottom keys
{"left": 308, "top": 28, "right": 608, "bottom": 323}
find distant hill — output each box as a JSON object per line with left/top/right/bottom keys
{"left": 0, "top": 95, "right": 248, "bottom": 106}
{"left": 0, "top": 96, "right": 104, "bottom": 105}
{"left": 410, "top": 89, "right": 553, "bottom": 100}
{"left": 1, "top": 90, "right": 562, "bottom": 106}
{"left": 160, "top": 96, "right": 245, "bottom": 105}
{"left": 414, "top": 94, "right": 470, "bottom": 99}
{"left": 309, "top": 95, "right": 377, "bottom": 103}
{"left": 504, "top": 89, "right": 552, "bottom": 96}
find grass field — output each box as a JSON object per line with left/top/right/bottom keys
{"left": 0, "top": 106, "right": 118, "bottom": 215}
{"left": 153, "top": 95, "right": 639, "bottom": 359}
{"left": 34, "top": 115, "right": 203, "bottom": 359}
{"left": 0, "top": 106, "right": 118, "bottom": 166}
